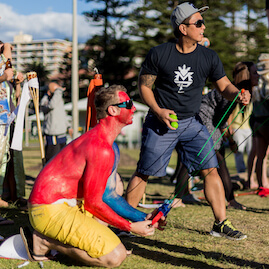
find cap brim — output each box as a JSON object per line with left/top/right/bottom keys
{"left": 198, "top": 6, "right": 209, "bottom": 14}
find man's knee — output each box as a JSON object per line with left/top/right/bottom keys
{"left": 100, "top": 243, "right": 127, "bottom": 268}
{"left": 64, "top": 243, "right": 127, "bottom": 268}
{"left": 134, "top": 171, "right": 149, "bottom": 182}
{"left": 200, "top": 167, "right": 219, "bottom": 180}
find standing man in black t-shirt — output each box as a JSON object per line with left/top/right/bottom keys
{"left": 126, "top": 2, "right": 250, "bottom": 240}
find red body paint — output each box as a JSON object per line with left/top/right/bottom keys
{"left": 29, "top": 91, "right": 136, "bottom": 231}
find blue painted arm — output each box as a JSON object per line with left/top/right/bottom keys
{"left": 103, "top": 142, "right": 147, "bottom": 222}
{"left": 102, "top": 181, "right": 147, "bottom": 222}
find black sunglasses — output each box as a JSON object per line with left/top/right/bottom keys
{"left": 111, "top": 99, "right": 133, "bottom": 109}
{"left": 183, "top": 19, "right": 205, "bottom": 28}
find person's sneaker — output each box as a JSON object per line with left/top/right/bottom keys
{"left": 210, "top": 219, "right": 247, "bottom": 240}
{"left": 182, "top": 193, "right": 201, "bottom": 204}
{"left": 116, "top": 230, "right": 136, "bottom": 238}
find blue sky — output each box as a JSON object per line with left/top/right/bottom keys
{"left": 1, "top": 1, "right": 267, "bottom": 44}
{"left": 0, "top": 0, "right": 101, "bottom": 43}
{"left": 0, "top": 0, "right": 92, "bottom": 15}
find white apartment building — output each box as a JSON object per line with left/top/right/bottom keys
{"left": 11, "top": 32, "right": 72, "bottom": 77}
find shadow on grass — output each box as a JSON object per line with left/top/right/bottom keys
{"left": 122, "top": 236, "right": 268, "bottom": 269}
{"left": 245, "top": 207, "right": 269, "bottom": 214}
{"left": 26, "top": 174, "right": 36, "bottom": 182}
{"left": 0, "top": 207, "right": 30, "bottom": 238}
{"left": 1, "top": 216, "right": 267, "bottom": 268}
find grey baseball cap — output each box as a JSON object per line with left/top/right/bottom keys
{"left": 171, "top": 2, "right": 209, "bottom": 30}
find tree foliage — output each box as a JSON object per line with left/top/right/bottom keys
{"left": 128, "top": 0, "right": 177, "bottom": 56}
{"left": 22, "top": 55, "right": 51, "bottom": 114}
{"left": 22, "top": 56, "right": 50, "bottom": 87}
{"left": 83, "top": 0, "right": 136, "bottom": 93}
{"left": 84, "top": 0, "right": 133, "bottom": 52}
{"left": 57, "top": 51, "right": 72, "bottom": 103}
{"left": 83, "top": 0, "right": 269, "bottom": 92}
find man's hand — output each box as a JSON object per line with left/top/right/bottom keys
{"left": 3, "top": 68, "right": 13, "bottom": 81}
{"left": 130, "top": 220, "right": 155, "bottom": 236}
{"left": 222, "top": 128, "right": 238, "bottom": 153}
{"left": 68, "top": 128, "right": 73, "bottom": 138}
{"left": 229, "top": 140, "right": 238, "bottom": 153}
{"left": 146, "top": 210, "right": 167, "bottom": 230}
{"left": 3, "top": 43, "right": 13, "bottom": 51}
{"left": 237, "top": 89, "right": 251, "bottom": 105}
{"left": 15, "top": 72, "right": 25, "bottom": 84}
{"left": 156, "top": 108, "right": 178, "bottom": 130}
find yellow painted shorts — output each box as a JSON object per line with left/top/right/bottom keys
{"left": 28, "top": 203, "right": 121, "bottom": 258}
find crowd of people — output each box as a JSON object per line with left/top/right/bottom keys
{"left": 0, "top": 42, "right": 26, "bottom": 215}
{"left": 0, "top": 1, "right": 268, "bottom": 268}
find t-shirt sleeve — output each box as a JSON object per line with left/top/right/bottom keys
{"left": 208, "top": 51, "right": 226, "bottom": 83}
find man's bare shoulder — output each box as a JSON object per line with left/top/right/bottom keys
{"left": 70, "top": 134, "right": 114, "bottom": 162}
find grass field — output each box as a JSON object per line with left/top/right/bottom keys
{"left": 0, "top": 142, "right": 268, "bottom": 269}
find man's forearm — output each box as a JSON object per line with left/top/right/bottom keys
{"left": 220, "top": 83, "right": 240, "bottom": 102}
{"left": 139, "top": 84, "right": 161, "bottom": 114}
{"left": 0, "top": 73, "right": 7, "bottom": 83}
{"left": 222, "top": 83, "right": 251, "bottom": 105}
{"left": 139, "top": 73, "right": 161, "bottom": 114}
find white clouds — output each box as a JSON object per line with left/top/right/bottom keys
{"left": 0, "top": 3, "right": 100, "bottom": 43}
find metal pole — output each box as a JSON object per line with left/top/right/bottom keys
{"left": 72, "top": 0, "right": 79, "bottom": 139}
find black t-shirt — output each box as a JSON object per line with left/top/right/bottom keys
{"left": 141, "top": 41, "right": 226, "bottom": 119}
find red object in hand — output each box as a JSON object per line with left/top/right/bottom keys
{"left": 152, "top": 211, "right": 164, "bottom": 225}
{"left": 151, "top": 201, "right": 171, "bottom": 225}
{"left": 241, "top": 88, "right": 247, "bottom": 106}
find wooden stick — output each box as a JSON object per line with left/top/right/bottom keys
{"left": 29, "top": 86, "right": 46, "bottom": 166}
{"left": 142, "top": 193, "right": 146, "bottom": 204}
{"left": 234, "top": 190, "right": 258, "bottom": 197}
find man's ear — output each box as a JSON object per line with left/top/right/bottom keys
{"left": 178, "top": 24, "right": 187, "bottom": 35}
{"left": 107, "top": 105, "right": 120, "bottom": 116}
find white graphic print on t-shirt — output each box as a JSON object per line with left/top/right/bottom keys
{"left": 174, "top": 64, "right": 194, "bottom": 93}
